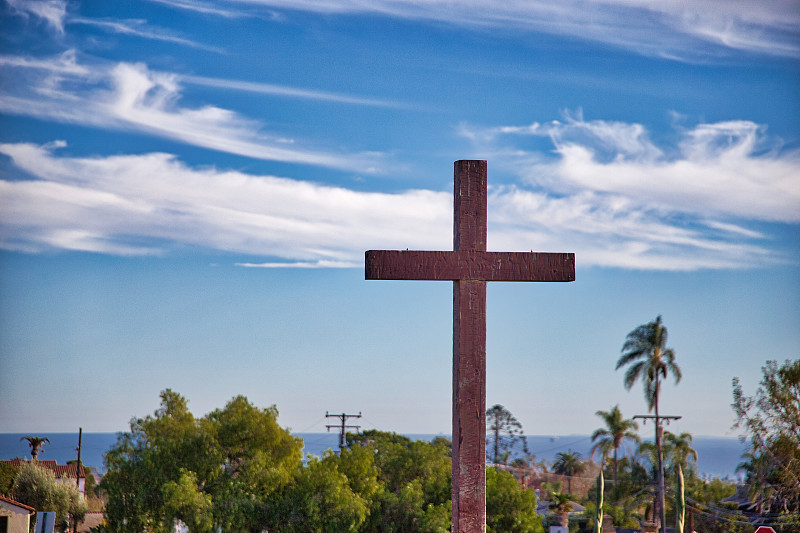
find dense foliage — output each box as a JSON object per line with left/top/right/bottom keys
{"left": 0, "top": 461, "right": 16, "bottom": 494}
{"left": 100, "top": 390, "right": 303, "bottom": 532}
{"left": 590, "top": 404, "right": 640, "bottom": 484}
{"left": 733, "top": 359, "right": 800, "bottom": 528}
{"left": 12, "top": 462, "right": 87, "bottom": 532}
{"left": 98, "top": 391, "right": 542, "bottom": 533}
{"left": 93, "top": 358, "right": 800, "bottom": 533}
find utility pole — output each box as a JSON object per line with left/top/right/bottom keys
{"left": 75, "top": 427, "right": 82, "bottom": 489}
{"left": 634, "top": 414, "right": 681, "bottom": 533}
{"left": 73, "top": 427, "right": 82, "bottom": 533}
{"left": 326, "top": 411, "right": 361, "bottom": 451}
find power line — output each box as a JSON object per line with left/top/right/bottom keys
{"left": 684, "top": 496, "right": 800, "bottom": 520}
{"left": 325, "top": 411, "right": 361, "bottom": 452}
{"left": 296, "top": 416, "right": 327, "bottom": 433}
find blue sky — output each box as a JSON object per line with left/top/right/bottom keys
{"left": 1, "top": 0, "right": 798, "bottom": 441}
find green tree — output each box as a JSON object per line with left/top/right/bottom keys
{"left": 12, "top": 462, "right": 87, "bottom": 532}
{"left": 486, "top": 404, "right": 529, "bottom": 465}
{"left": 590, "top": 405, "right": 640, "bottom": 485}
{"left": 548, "top": 492, "right": 574, "bottom": 528}
{"left": 551, "top": 450, "right": 586, "bottom": 493}
{"left": 20, "top": 436, "right": 50, "bottom": 461}
{"left": 206, "top": 394, "right": 303, "bottom": 498}
{"left": 162, "top": 469, "right": 214, "bottom": 532}
{"left": 268, "top": 454, "right": 369, "bottom": 533}
{"left": 0, "top": 461, "right": 17, "bottom": 495}
{"left": 732, "top": 359, "right": 800, "bottom": 520}
{"left": 616, "top": 315, "right": 681, "bottom": 532}
{"left": 601, "top": 454, "right": 650, "bottom": 520}
{"left": 101, "top": 389, "right": 209, "bottom": 533}
{"left": 685, "top": 476, "right": 736, "bottom": 506}
{"left": 486, "top": 467, "right": 543, "bottom": 533}
{"left": 335, "top": 443, "right": 383, "bottom": 506}
{"left": 99, "top": 389, "right": 302, "bottom": 533}
{"left": 347, "top": 430, "right": 451, "bottom": 532}
{"left": 617, "top": 316, "right": 682, "bottom": 413}
{"left": 662, "top": 431, "right": 698, "bottom": 478}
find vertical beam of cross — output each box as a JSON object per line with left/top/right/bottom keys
{"left": 366, "top": 160, "right": 575, "bottom": 533}
{"left": 452, "top": 160, "right": 488, "bottom": 532}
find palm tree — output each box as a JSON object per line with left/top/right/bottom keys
{"left": 663, "top": 431, "right": 698, "bottom": 477}
{"left": 616, "top": 315, "right": 681, "bottom": 533}
{"left": 616, "top": 315, "right": 681, "bottom": 413}
{"left": 552, "top": 450, "right": 586, "bottom": 493}
{"left": 549, "top": 492, "right": 575, "bottom": 528}
{"left": 20, "top": 435, "right": 50, "bottom": 460}
{"left": 591, "top": 404, "right": 640, "bottom": 485}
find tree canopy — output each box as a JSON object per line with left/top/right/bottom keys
{"left": 100, "top": 389, "right": 303, "bottom": 533}
{"left": 590, "top": 404, "right": 639, "bottom": 484}
{"left": 12, "top": 461, "right": 87, "bottom": 532}
{"left": 98, "top": 391, "right": 543, "bottom": 533}
{"left": 616, "top": 315, "right": 681, "bottom": 413}
{"left": 733, "top": 359, "right": 800, "bottom": 518}
{"left": 551, "top": 450, "right": 586, "bottom": 494}
{"left": 20, "top": 435, "right": 50, "bottom": 461}
{"left": 486, "top": 404, "right": 529, "bottom": 465}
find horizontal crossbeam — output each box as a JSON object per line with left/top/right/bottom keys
{"left": 365, "top": 250, "right": 575, "bottom": 282}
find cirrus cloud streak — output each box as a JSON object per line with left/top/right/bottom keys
{"left": 0, "top": 136, "right": 789, "bottom": 271}
{"left": 0, "top": 52, "right": 384, "bottom": 172}
{"left": 225, "top": 0, "right": 800, "bottom": 60}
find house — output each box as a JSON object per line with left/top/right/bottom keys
{"left": 1, "top": 460, "right": 87, "bottom": 495}
{"left": 0, "top": 495, "right": 35, "bottom": 533}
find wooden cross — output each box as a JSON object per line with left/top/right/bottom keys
{"left": 366, "top": 160, "right": 575, "bottom": 533}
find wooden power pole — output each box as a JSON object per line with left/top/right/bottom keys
{"left": 326, "top": 411, "right": 361, "bottom": 451}
{"left": 634, "top": 414, "right": 681, "bottom": 533}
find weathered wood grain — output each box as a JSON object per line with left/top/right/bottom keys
{"left": 365, "top": 250, "right": 575, "bottom": 282}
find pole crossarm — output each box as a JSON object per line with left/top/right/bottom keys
{"left": 326, "top": 412, "right": 362, "bottom": 451}
{"left": 633, "top": 415, "right": 682, "bottom": 424}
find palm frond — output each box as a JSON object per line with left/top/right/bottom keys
{"left": 645, "top": 378, "right": 659, "bottom": 411}
{"left": 623, "top": 361, "right": 645, "bottom": 390}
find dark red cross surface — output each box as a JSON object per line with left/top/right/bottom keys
{"left": 366, "top": 160, "right": 575, "bottom": 533}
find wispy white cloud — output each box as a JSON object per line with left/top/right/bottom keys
{"left": 0, "top": 49, "right": 90, "bottom": 77}
{"left": 0, "top": 53, "right": 384, "bottom": 172}
{"left": 460, "top": 113, "right": 800, "bottom": 223}
{"left": 182, "top": 75, "right": 414, "bottom": 109}
{"left": 4, "top": 0, "right": 68, "bottom": 34}
{"left": 229, "top": 0, "right": 800, "bottom": 59}
{"left": 0, "top": 139, "right": 787, "bottom": 271}
{"left": 145, "top": 0, "right": 250, "bottom": 18}
{"left": 0, "top": 141, "right": 450, "bottom": 260}
{"left": 3, "top": 0, "right": 228, "bottom": 48}
{"left": 486, "top": 187, "right": 779, "bottom": 271}
{"left": 237, "top": 260, "right": 360, "bottom": 268}
{"left": 68, "top": 17, "right": 224, "bottom": 52}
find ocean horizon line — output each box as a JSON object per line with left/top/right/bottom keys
{"left": 1, "top": 431, "right": 748, "bottom": 480}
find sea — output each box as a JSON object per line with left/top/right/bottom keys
{"left": 1, "top": 432, "right": 749, "bottom": 481}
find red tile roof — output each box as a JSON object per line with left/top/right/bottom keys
{"left": 0, "top": 494, "right": 36, "bottom": 513}
{"left": 2, "top": 459, "right": 85, "bottom": 478}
